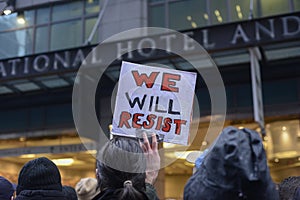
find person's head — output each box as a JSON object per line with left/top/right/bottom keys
{"left": 0, "top": 176, "right": 15, "bottom": 200}
{"left": 16, "top": 157, "right": 62, "bottom": 195}
{"left": 63, "top": 185, "right": 78, "bottom": 200}
{"left": 184, "top": 126, "right": 279, "bottom": 200}
{"left": 75, "top": 178, "right": 100, "bottom": 200}
{"left": 96, "top": 136, "right": 147, "bottom": 200}
{"left": 279, "top": 176, "right": 300, "bottom": 200}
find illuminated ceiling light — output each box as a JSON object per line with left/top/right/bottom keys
{"left": 187, "top": 16, "right": 192, "bottom": 21}
{"left": 17, "top": 11, "right": 26, "bottom": 24}
{"left": 108, "top": 124, "right": 112, "bottom": 132}
{"left": 238, "top": 13, "right": 243, "bottom": 19}
{"left": 298, "top": 157, "right": 300, "bottom": 162}
{"left": 19, "top": 137, "right": 26, "bottom": 142}
{"left": 217, "top": 16, "right": 223, "bottom": 23}
{"left": 191, "top": 21, "right": 197, "bottom": 28}
{"left": 203, "top": 13, "right": 209, "bottom": 20}
{"left": 202, "top": 141, "right": 208, "bottom": 146}
{"left": 214, "top": 10, "right": 220, "bottom": 17}
{"left": 86, "top": 150, "right": 97, "bottom": 155}
{"left": 184, "top": 161, "right": 195, "bottom": 167}
{"left": 52, "top": 158, "right": 74, "bottom": 166}
{"left": 274, "top": 158, "right": 279, "bottom": 163}
{"left": 238, "top": 126, "right": 244, "bottom": 129}
{"left": 236, "top": 5, "right": 241, "bottom": 12}
{"left": 163, "top": 142, "right": 177, "bottom": 149}
{"left": 274, "top": 151, "right": 297, "bottom": 159}
{"left": 88, "top": 0, "right": 94, "bottom": 3}
{"left": 3, "top": 8, "right": 12, "bottom": 15}
{"left": 20, "top": 154, "right": 36, "bottom": 158}
{"left": 263, "top": 136, "right": 268, "bottom": 141}
{"left": 282, "top": 126, "right": 287, "bottom": 131}
{"left": 174, "top": 150, "right": 195, "bottom": 160}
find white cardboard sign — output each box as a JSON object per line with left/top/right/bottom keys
{"left": 112, "top": 61, "right": 197, "bottom": 145}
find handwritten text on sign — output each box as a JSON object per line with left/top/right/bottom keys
{"left": 112, "top": 61, "right": 197, "bottom": 145}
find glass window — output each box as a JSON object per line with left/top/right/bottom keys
{"left": 0, "top": 11, "right": 33, "bottom": 31}
{"left": 0, "top": 31, "right": 18, "bottom": 59}
{"left": 85, "top": 17, "right": 98, "bottom": 44}
{"left": 16, "top": 28, "right": 34, "bottom": 56}
{"left": 294, "top": 0, "right": 300, "bottom": 11}
{"left": 85, "top": 0, "right": 100, "bottom": 14}
{"left": 0, "top": 28, "right": 33, "bottom": 59}
{"left": 169, "top": 0, "right": 207, "bottom": 30}
{"left": 0, "top": 13, "right": 18, "bottom": 31}
{"left": 37, "top": 7, "right": 50, "bottom": 24}
{"left": 51, "top": 20, "right": 83, "bottom": 50}
{"left": 23, "top": 10, "right": 35, "bottom": 26}
{"left": 0, "top": 12, "right": 34, "bottom": 31}
{"left": 230, "top": 0, "right": 258, "bottom": 21}
{"left": 35, "top": 26, "right": 49, "bottom": 53}
{"left": 260, "top": 0, "right": 289, "bottom": 17}
{"left": 149, "top": 4, "right": 165, "bottom": 27}
{"left": 210, "top": 0, "right": 227, "bottom": 25}
{"left": 52, "top": 1, "right": 83, "bottom": 21}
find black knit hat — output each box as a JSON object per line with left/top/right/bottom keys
{"left": 16, "top": 157, "right": 62, "bottom": 195}
{"left": 0, "top": 176, "right": 15, "bottom": 200}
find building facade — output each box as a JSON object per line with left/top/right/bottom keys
{"left": 0, "top": 0, "right": 299, "bottom": 199}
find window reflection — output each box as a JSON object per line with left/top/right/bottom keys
{"left": 35, "top": 26, "right": 49, "bottom": 53}
{"left": 260, "top": 0, "right": 289, "bottom": 16}
{"left": 149, "top": 0, "right": 294, "bottom": 30}
{"left": 169, "top": 0, "right": 207, "bottom": 30}
{"left": 210, "top": 0, "right": 227, "bottom": 24}
{"left": 51, "top": 20, "right": 83, "bottom": 51}
{"left": 0, "top": 29, "right": 33, "bottom": 59}
{"left": 0, "top": 11, "right": 34, "bottom": 31}
{"left": 0, "top": 0, "right": 101, "bottom": 59}
{"left": 85, "top": 17, "right": 98, "bottom": 44}
{"left": 294, "top": 0, "right": 300, "bottom": 11}
{"left": 52, "top": 1, "right": 83, "bottom": 22}
{"left": 149, "top": 4, "right": 165, "bottom": 27}
{"left": 37, "top": 7, "right": 50, "bottom": 25}
{"left": 85, "top": 0, "right": 100, "bottom": 14}
{"left": 230, "top": 0, "right": 257, "bottom": 21}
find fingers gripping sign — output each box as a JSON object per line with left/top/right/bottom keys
{"left": 141, "top": 133, "right": 161, "bottom": 185}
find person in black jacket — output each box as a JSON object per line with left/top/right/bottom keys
{"left": 15, "top": 157, "right": 66, "bottom": 200}
{"left": 184, "top": 126, "right": 279, "bottom": 200}
{"left": 93, "top": 133, "right": 160, "bottom": 200}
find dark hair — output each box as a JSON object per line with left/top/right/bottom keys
{"left": 279, "top": 176, "right": 300, "bottom": 200}
{"left": 96, "top": 136, "right": 147, "bottom": 200}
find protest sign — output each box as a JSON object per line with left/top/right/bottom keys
{"left": 111, "top": 61, "right": 197, "bottom": 145}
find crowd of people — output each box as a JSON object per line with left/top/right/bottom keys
{"left": 0, "top": 127, "right": 299, "bottom": 200}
